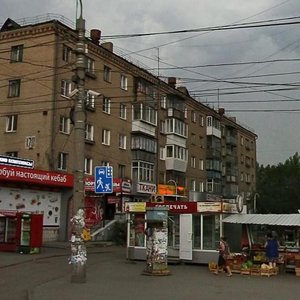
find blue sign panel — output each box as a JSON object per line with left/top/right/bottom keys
{"left": 94, "top": 166, "right": 113, "bottom": 193}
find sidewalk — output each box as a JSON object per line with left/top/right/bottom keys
{"left": 0, "top": 241, "right": 113, "bottom": 268}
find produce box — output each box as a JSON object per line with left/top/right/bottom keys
{"left": 295, "top": 268, "right": 300, "bottom": 277}
{"left": 208, "top": 262, "right": 217, "bottom": 272}
{"left": 251, "top": 266, "right": 261, "bottom": 276}
{"left": 240, "top": 269, "right": 251, "bottom": 275}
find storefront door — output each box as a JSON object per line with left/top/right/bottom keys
{"left": 179, "top": 214, "right": 193, "bottom": 260}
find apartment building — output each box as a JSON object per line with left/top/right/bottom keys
{"left": 0, "top": 17, "right": 257, "bottom": 241}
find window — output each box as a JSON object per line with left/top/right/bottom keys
{"left": 199, "top": 115, "right": 204, "bottom": 127}
{"left": 166, "top": 145, "right": 187, "bottom": 161}
{"left": 199, "top": 159, "right": 204, "bottom": 170}
{"left": 85, "top": 123, "right": 94, "bottom": 141}
{"left": 6, "top": 115, "right": 18, "bottom": 132}
{"left": 240, "top": 172, "right": 244, "bottom": 182}
{"left": 8, "top": 79, "right": 20, "bottom": 97}
{"left": 191, "top": 133, "right": 196, "bottom": 145}
{"left": 102, "top": 97, "right": 111, "bottom": 114}
{"left": 191, "top": 156, "right": 196, "bottom": 168}
{"left": 118, "top": 164, "right": 126, "bottom": 178}
{"left": 199, "top": 181, "right": 204, "bottom": 192}
{"left": 190, "top": 179, "right": 196, "bottom": 191}
{"left": 58, "top": 152, "right": 67, "bottom": 170}
{"left": 184, "top": 107, "right": 188, "bottom": 119}
{"left": 84, "top": 91, "right": 95, "bottom": 110}
{"left": 59, "top": 116, "right": 70, "bottom": 134}
{"left": 191, "top": 111, "right": 196, "bottom": 123}
{"left": 132, "top": 161, "right": 154, "bottom": 182}
{"left": 101, "top": 161, "right": 110, "bottom": 166}
{"left": 241, "top": 154, "right": 244, "bottom": 164}
{"left": 102, "top": 129, "right": 110, "bottom": 145}
{"left": 61, "top": 80, "right": 72, "bottom": 97}
{"left": 5, "top": 151, "right": 18, "bottom": 157}
{"left": 132, "top": 103, "right": 157, "bottom": 125}
{"left": 120, "top": 75, "right": 128, "bottom": 90}
{"left": 86, "top": 57, "right": 95, "bottom": 74}
{"left": 131, "top": 135, "right": 156, "bottom": 153}
{"left": 62, "top": 45, "right": 72, "bottom": 62}
{"left": 119, "top": 103, "right": 127, "bottom": 119}
{"left": 85, "top": 157, "right": 93, "bottom": 175}
{"left": 161, "top": 95, "right": 167, "bottom": 109}
{"left": 240, "top": 136, "right": 244, "bottom": 146}
{"left": 119, "top": 134, "right": 127, "bottom": 149}
{"left": 165, "top": 118, "right": 187, "bottom": 137}
{"left": 103, "top": 65, "right": 111, "bottom": 82}
{"left": 10, "top": 45, "right": 23, "bottom": 62}
{"left": 160, "top": 146, "right": 165, "bottom": 160}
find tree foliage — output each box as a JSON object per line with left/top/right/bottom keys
{"left": 257, "top": 152, "right": 300, "bottom": 213}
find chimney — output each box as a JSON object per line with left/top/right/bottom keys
{"left": 218, "top": 108, "right": 225, "bottom": 116}
{"left": 168, "top": 77, "right": 177, "bottom": 88}
{"left": 90, "top": 29, "right": 101, "bottom": 45}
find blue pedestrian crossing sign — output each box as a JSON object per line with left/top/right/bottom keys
{"left": 95, "top": 166, "right": 113, "bottom": 193}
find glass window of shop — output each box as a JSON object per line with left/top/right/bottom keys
{"left": 168, "top": 214, "right": 180, "bottom": 248}
{"left": 193, "top": 214, "right": 220, "bottom": 250}
{"left": 129, "top": 213, "right": 145, "bottom": 247}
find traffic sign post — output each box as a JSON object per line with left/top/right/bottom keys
{"left": 95, "top": 166, "right": 113, "bottom": 193}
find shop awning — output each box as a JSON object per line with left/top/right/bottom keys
{"left": 222, "top": 214, "right": 300, "bottom": 226}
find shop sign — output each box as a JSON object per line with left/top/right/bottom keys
{"left": 137, "top": 182, "right": 156, "bottom": 194}
{"left": 113, "top": 178, "right": 132, "bottom": 194}
{"left": 85, "top": 176, "right": 95, "bottom": 191}
{"left": 107, "top": 196, "right": 120, "bottom": 204}
{"left": 197, "top": 202, "right": 222, "bottom": 213}
{"left": 125, "top": 202, "right": 146, "bottom": 212}
{"left": 222, "top": 202, "right": 239, "bottom": 214}
{"left": 147, "top": 201, "right": 197, "bottom": 213}
{"left": 84, "top": 197, "right": 103, "bottom": 228}
{"left": 0, "top": 165, "right": 73, "bottom": 187}
{"left": 0, "top": 155, "right": 34, "bottom": 169}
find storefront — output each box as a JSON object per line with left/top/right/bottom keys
{"left": 0, "top": 164, "right": 73, "bottom": 242}
{"left": 222, "top": 214, "right": 300, "bottom": 272}
{"left": 125, "top": 199, "right": 243, "bottom": 263}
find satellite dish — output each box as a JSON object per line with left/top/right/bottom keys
{"left": 236, "top": 195, "right": 243, "bottom": 213}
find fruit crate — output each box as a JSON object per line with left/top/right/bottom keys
{"left": 250, "top": 266, "right": 261, "bottom": 276}
{"left": 295, "top": 268, "right": 300, "bottom": 277}
{"left": 240, "top": 268, "right": 251, "bottom": 275}
{"left": 261, "top": 268, "right": 274, "bottom": 277}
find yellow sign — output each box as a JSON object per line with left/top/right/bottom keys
{"left": 125, "top": 202, "right": 146, "bottom": 212}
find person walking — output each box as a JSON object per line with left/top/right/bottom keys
{"left": 265, "top": 232, "right": 280, "bottom": 267}
{"left": 214, "top": 236, "right": 233, "bottom": 277}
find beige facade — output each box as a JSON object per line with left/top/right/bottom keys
{"left": 0, "top": 18, "right": 257, "bottom": 204}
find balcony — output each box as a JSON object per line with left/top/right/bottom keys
{"left": 165, "top": 157, "right": 187, "bottom": 172}
{"left": 167, "top": 108, "right": 185, "bottom": 120}
{"left": 132, "top": 120, "right": 156, "bottom": 137}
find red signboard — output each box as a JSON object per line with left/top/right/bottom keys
{"left": 147, "top": 201, "right": 198, "bottom": 214}
{"left": 84, "top": 197, "right": 103, "bottom": 228}
{"left": 0, "top": 165, "right": 73, "bottom": 188}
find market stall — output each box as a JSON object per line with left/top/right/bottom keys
{"left": 222, "top": 214, "right": 300, "bottom": 276}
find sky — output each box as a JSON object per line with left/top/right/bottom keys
{"left": 1, "top": 0, "right": 300, "bottom": 166}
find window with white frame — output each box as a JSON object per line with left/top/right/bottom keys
{"left": 184, "top": 107, "right": 188, "bottom": 119}
{"left": 61, "top": 80, "right": 72, "bottom": 97}
{"left": 199, "top": 159, "right": 204, "bottom": 170}
{"left": 62, "top": 45, "right": 72, "bottom": 62}
{"left": 132, "top": 103, "right": 157, "bottom": 125}
{"left": 85, "top": 124, "right": 94, "bottom": 141}
{"left": 240, "top": 172, "right": 244, "bottom": 182}
{"left": 119, "top": 103, "right": 127, "bottom": 119}
{"left": 160, "top": 120, "right": 165, "bottom": 133}
{"left": 119, "top": 134, "right": 126, "bottom": 149}
{"left": 191, "top": 111, "right": 196, "bottom": 123}
{"left": 199, "top": 181, "right": 204, "bottom": 192}
{"left": 58, "top": 152, "right": 67, "bottom": 170}
{"left": 10, "top": 45, "right": 23, "bottom": 63}
{"left": 199, "top": 115, "right": 204, "bottom": 127}
{"left": 8, "top": 79, "right": 20, "bottom": 97}
{"left": 86, "top": 57, "right": 95, "bottom": 73}
{"left": 85, "top": 157, "right": 93, "bottom": 175}
{"left": 102, "top": 97, "right": 111, "bottom": 114}
{"left": 165, "top": 118, "right": 187, "bottom": 137}
{"left": 59, "top": 116, "right": 70, "bottom": 134}
{"left": 166, "top": 145, "right": 187, "bottom": 160}
{"left": 160, "top": 146, "right": 165, "bottom": 160}
{"left": 101, "top": 161, "right": 110, "bottom": 166}
{"left": 118, "top": 164, "right": 126, "bottom": 178}
{"left": 103, "top": 65, "right": 111, "bottom": 82}
{"left": 132, "top": 161, "right": 154, "bottom": 182}
{"left": 190, "top": 179, "right": 196, "bottom": 191}
{"left": 85, "top": 91, "right": 95, "bottom": 109}
{"left": 120, "top": 74, "right": 128, "bottom": 90}
{"left": 131, "top": 135, "right": 156, "bottom": 153}
{"left": 6, "top": 115, "right": 18, "bottom": 132}
{"left": 102, "top": 129, "right": 110, "bottom": 145}
{"left": 191, "top": 156, "right": 196, "bottom": 168}
{"left": 240, "top": 136, "right": 244, "bottom": 146}
{"left": 160, "top": 95, "right": 167, "bottom": 109}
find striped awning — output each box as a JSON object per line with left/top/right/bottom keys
{"left": 222, "top": 214, "right": 300, "bottom": 226}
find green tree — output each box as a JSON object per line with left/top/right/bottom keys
{"left": 257, "top": 153, "right": 300, "bottom": 213}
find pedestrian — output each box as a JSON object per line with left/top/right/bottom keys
{"left": 214, "top": 236, "right": 233, "bottom": 277}
{"left": 264, "top": 232, "right": 280, "bottom": 267}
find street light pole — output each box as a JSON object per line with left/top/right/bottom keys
{"left": 70, "top": 0, "right": 87, "bottom": 283}
{"left": 168, "top": 179, "right": 178, "bottom": 201}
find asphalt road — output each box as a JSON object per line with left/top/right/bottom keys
{"left": 1, "top": 245, "right": 300, "bottom": 300}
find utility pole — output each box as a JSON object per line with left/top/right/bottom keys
{"left": 70, "top": 0, "right": 87, "bottom": 283}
